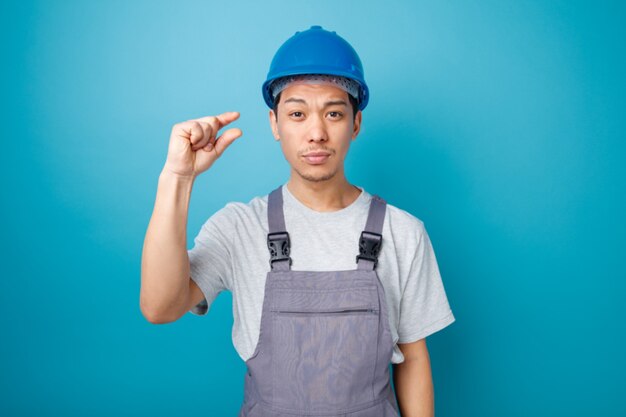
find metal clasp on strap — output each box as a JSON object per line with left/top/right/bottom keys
{"left": 267, "top": 231, "right": 292, "bottom": 267}
{"left": 356, "top": 231, "right": 382, "bottom": 268}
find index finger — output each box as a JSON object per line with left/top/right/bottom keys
{"left": 195, "top": 111, "right": 240, "bottom": 130}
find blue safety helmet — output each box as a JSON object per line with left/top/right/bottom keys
{"left": 262, "top": 25, "right": 369, "bottom": 111}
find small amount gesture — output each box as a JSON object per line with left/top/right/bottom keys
{"left": 163, "top": 111, "right": 243, "bottom": 179}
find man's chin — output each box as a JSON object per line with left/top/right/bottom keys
{"left": 294, "top": 166, "right": 336, "bottom": 183}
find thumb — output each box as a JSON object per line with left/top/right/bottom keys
{"left": 212, "top": 127, "right": 243, "bottom": 156}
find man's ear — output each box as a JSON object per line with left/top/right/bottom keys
{"left": 269, "top": 109, "right": 280, "bottom": 141}
{"left": 351, "top": 110, "right": 362, "bottom": 140}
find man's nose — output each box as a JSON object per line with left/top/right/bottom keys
{"left": 308, "top": 113, "right": 328, "bottom": 142}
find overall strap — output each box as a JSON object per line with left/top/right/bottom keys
{"left": 267, "top": 185, "right": 292, "bottom": 271}
{"left": 356, "top": 194, "right": 387, "bottom": 271}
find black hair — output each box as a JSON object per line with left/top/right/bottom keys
{"left": 272, "top": 91, "right": 360, "bottom": 121}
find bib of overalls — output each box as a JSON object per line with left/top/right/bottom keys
{"left": 239, "top": 185, "right": 401, "bottom": 417}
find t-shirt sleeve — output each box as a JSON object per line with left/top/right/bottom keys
{"left": 397, "top": 221, "right": 455, "bottom": 343}
{"left": 187, "top": 207, "right": 233, "bottom": 316}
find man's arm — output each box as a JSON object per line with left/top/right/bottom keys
{"left": 393, "top": 338, "right": 434, "bottom": 417}
{"left": 140, "top": 113, "right": 242, "bottom": 324}
{"left": 140, "top": 170, "right": 196, "bottom": 324}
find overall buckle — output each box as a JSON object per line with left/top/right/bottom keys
{"left": 267, "top": 231, "right": 292, "bottom": 267}
{"left": 356, "top": 231, "right": 382, "bottom": 268}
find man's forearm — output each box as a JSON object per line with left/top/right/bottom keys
{"left": 140, "top": 170, "right": 194, "bottom": 322}
{"left": 393, "top": 356, "right": 434, "bottom": 417}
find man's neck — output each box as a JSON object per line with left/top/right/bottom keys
{"left": 286, "top": 176, "right": 362, "bottom": 213}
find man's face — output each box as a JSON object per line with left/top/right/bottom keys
{"left": 269, "top": 83, "right": 362, "bottom": 183}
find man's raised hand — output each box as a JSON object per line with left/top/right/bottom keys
{"left": 163, "top": 111, "right": 243, "bottom": 179}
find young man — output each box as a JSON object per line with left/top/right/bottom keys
{"left": 141, "top": 25, "right": 455, "bottom": 417}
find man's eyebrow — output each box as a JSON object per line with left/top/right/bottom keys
{"left": 283, "top": 97, "right": 348, "bottom": 107}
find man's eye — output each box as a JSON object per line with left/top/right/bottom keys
{"left": 328, "top": 111, "right": 342, "bottom": 118}
{"left": 290, "top": 112, "right": 303, "bottom": 117}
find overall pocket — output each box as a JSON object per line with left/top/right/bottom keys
{"left": 270, "top": 287, "right": 380, "bottom": 412}
{"left": 275, "top": 306, "right": 376, "bottom": 315}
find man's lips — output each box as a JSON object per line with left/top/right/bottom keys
{"left": 303, "top": 152, "right": 331, "bottom": 157}
{"left": 302, "top": 152, "right": 331, "bottom": 165}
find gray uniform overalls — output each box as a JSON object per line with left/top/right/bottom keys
{"left": 239, "top": 185, "right": 401, "bottom": 416}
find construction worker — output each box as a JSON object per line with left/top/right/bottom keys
{"left": 141, "top": 25, "right": 455, "bottom": 416}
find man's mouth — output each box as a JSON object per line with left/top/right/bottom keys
{"left": 302, "top": 151, "right": 331, "bottom": 165}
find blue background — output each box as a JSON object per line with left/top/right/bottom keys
{"left": 2, "top": 0, "right": 624, "bottom": 416}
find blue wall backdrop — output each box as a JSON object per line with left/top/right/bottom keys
{"left": 1, "top": 0, "right": 624, "bottom": 416}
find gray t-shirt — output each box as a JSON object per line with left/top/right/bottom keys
{"left": 187, "top": 183, "right": 455, "bottom": 364}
